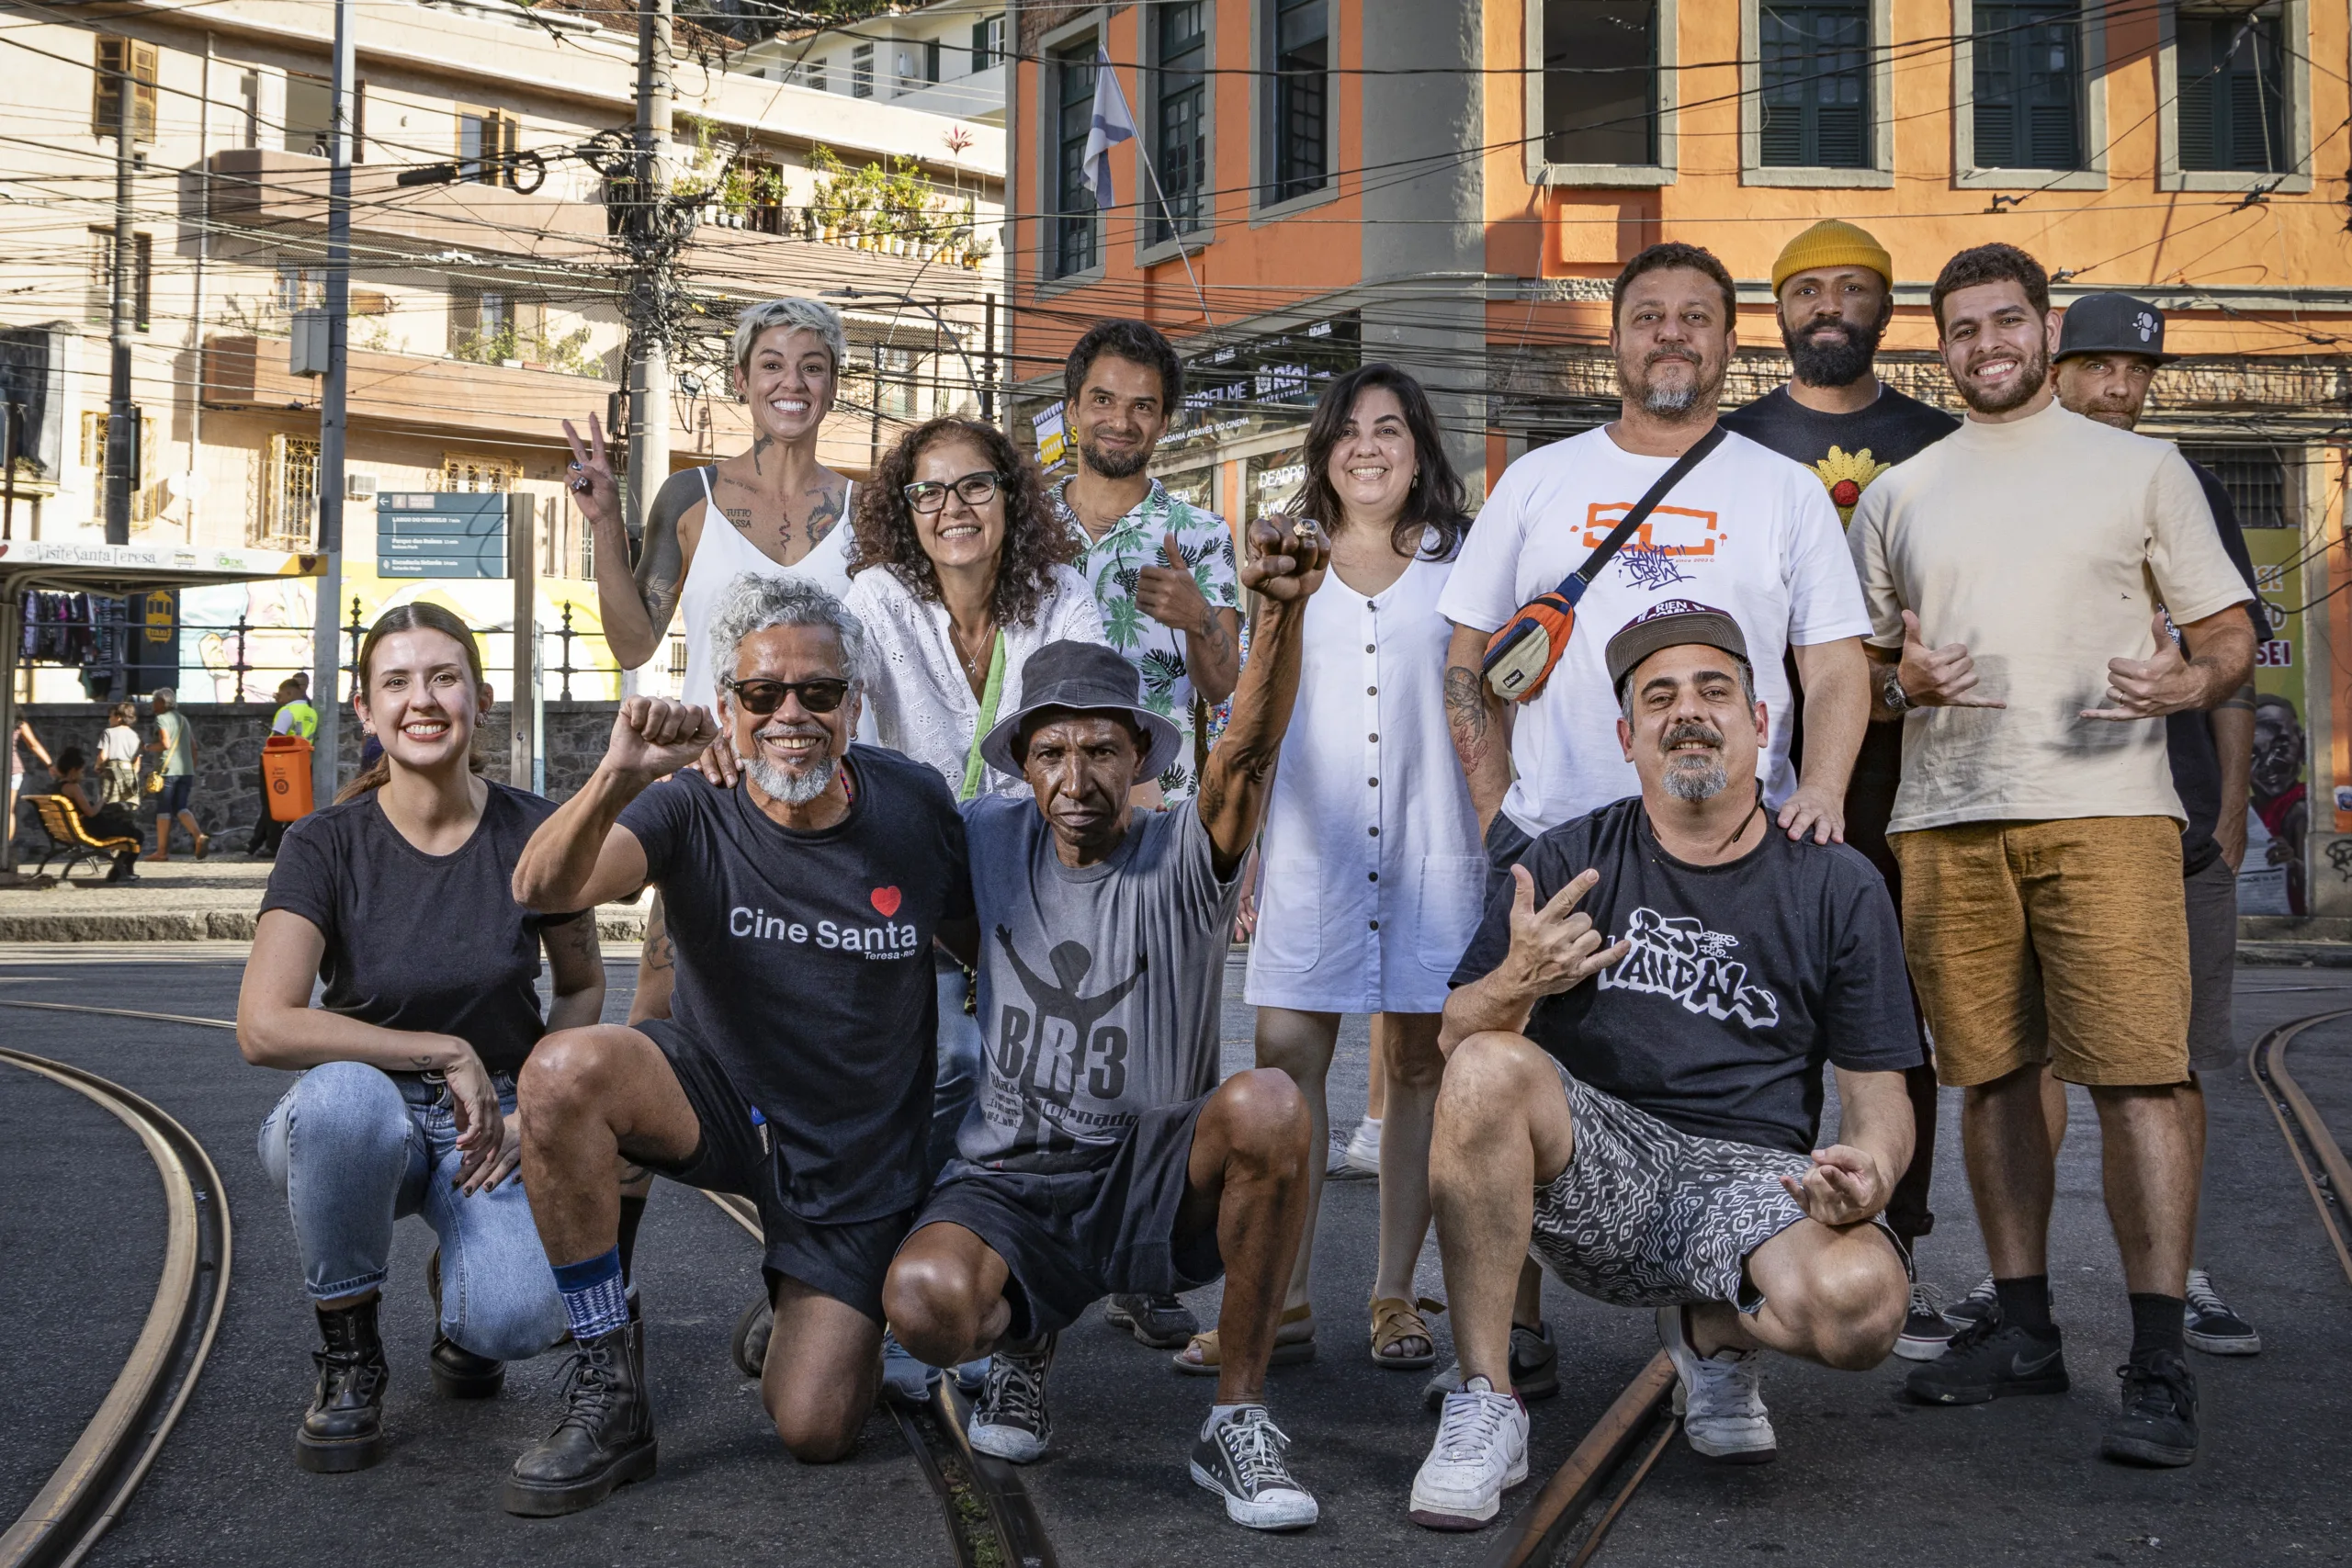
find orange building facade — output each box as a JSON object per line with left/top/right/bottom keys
{"left": 1007, "top": 0, "right": 2352, "bottom": 919}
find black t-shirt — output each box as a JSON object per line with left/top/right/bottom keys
{"left": 1720, "top": 383, "right": 1961, "bottom": 887}
{"left": 1449, "top": 796, "right": 1922, "bottom": 1155}
{"left": 616, "top": 747, "right": 974, "bottom": 1222}
{"left": 261, "top": 782, "right": 585, "bottom": 1077}
{"left": 2165, "top": 461, "right": 2271, "bottom": 875}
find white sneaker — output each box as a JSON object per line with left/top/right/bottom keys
{"left": 1657, "top": 1306, "right": 1775, "bottom": 1463}
{"left": 1408, "top": 1376, "right": 1529, "bottom": 1531}
{"left": 1190, "top": 1404, "right": 1318, "bottom": 1530}
{"left": 1343, "top": 1116, "right": 1382, "bottom": 1177}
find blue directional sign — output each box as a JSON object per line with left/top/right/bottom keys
{"left": 376, "top": 492, "right": 508, "bottom": 579}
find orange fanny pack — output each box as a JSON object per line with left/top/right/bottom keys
{"left": 1481, "top": 426, "right": 1727, "bottom": 705}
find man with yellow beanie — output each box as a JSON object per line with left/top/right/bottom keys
{"left": 1721, "top": 218, "right": 1959, "bottom": 1366}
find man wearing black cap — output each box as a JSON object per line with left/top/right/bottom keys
{"left": 1408, "top": 603, "right": 1920, "bottom": 1529}
{"left": 881, "top": 514, "right": 1326, "bottom": 1532}
{"left": 2004, "top": 291, "right": 2263, "bottom": 1359}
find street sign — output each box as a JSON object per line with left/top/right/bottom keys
{"left": 376, "top": 491, "right": 507, "bottom": 579}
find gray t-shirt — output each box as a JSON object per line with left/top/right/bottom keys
{"left": 959, "top": 795, "right": 1246, "bottom": 1168}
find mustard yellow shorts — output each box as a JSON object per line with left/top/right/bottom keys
{"left": 1889, "top": 817, "right": 2189, "bottom": 1089}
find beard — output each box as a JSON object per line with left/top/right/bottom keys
{"left": 1784, "top": 314, "right": 1883, "bottom": 389}
{"left": 739, "top": 725, "right": 837, "bottom": 805}
{"left": 1659, "top": 721, "right": 1731, "bottom": 802}
{"left": 1623, "top": 348, "right": 1724, "bottom": 422}
{"left": 1957, "top": 339, "right": 2052, "bottom": 416}
{"left": 1078, "top": 437, "right": 1150, "bottom": 479}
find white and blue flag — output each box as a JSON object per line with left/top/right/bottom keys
{"left": 1081, "top": 46, "right": 1136, "bottom": 207}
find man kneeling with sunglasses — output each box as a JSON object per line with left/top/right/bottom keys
{"left": 503, "top": 572, "right": 976, "bottom": 1516}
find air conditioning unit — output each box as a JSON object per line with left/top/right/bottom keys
{"left": 346, "top": 471, "right": 379, "bottom": 501}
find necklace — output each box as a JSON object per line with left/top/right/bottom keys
{"left": 954, "top": 615, "right": 995, "bottom": 682}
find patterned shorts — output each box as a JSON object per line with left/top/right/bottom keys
{"left": 1528, "top": 1061, "right": 1860, "bottom": 1314}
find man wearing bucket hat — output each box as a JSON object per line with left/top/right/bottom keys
{"left": 1408, "top": 602, "right": 1919, "bottom": 1529}
{"left": 881, "top": 513, "right": 1329, "bottom": 1532}
{"left": 1723, "top": 219, "right": 1964, "bottom": 1360}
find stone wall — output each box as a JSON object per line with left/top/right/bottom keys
{"left": 13, "top": 700, "right": 624, "bottom": 840}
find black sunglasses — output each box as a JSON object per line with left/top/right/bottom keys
{"left": 902, "top": 469, "right": 1005, "bottom": 514}
{"left": 719, "top": 676, "right": 851, "bottom": 716}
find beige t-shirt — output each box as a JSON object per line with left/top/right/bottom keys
{"left": 1849, "top": 399, "right": 2252, "bottom": 834}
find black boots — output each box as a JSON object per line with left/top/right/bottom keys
{"left": 502, "top": 1319, "right": 657, "bottom": 1517}
{"left": 424, "top": 1248, "right": 505, "bottom": 1399}
{"left": 295, "top": 1299, "right": 390, "bottom": 1473}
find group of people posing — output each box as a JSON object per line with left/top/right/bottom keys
{"left": 232, "top": 220, "right": 2262, "bottom": 1536}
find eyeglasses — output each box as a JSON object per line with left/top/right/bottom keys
{"left": 901, "top": 469, "right": 1004, "bottom": 514}
{"left": 719, "top": 676, "right": 851, "bottom": 716}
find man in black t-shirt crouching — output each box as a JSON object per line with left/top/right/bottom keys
{"left": 1408, "top": 602, "right": 1921, "bottom": 1533}
{"left": 502, "top": 574, "right": 975, "bottom": 1517}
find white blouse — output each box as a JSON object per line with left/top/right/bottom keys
{"left": 1245, "top": 548, "right": 1486, "bottom": 1015}
{"left": 845, "top": 564, "right": 1109, "bottom": 799}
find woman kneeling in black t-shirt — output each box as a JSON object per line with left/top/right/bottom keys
{"left": 237, "top": 604, "right": 605, "bottom": 1473}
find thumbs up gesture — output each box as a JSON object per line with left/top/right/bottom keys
{"left": 1894, "top": 609, "right": 2004, "bottom": 709}
{"left": 1136, "top": 528, "right": 1215, "bottom": 634}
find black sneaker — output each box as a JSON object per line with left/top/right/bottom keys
{"left": 1939, "top": 1274, "right": 1998, "bottom": 1332}
{"left": 1903, "top": 1315, "right": 2069, "bottom": 1405}
{"left": 1105, "top": 1292, "right": 1199, "bottom": 1349}
{"left": 1892, "top": 1247, "right": 1951, "bottom": 1362}
{"left": 503, "top": 1321, "right": 658, "bottom": 1517}
{"left": 1423, "top": 1321, "right": 1558, "bottom": 1412}
{"left": 1190, "top": 1404, "right": 1318, "bottom": 1529}
{"left": 2100, "top": 1350, "right": 2199, "bottom": 1467}
{"left": 967, "top": 1333, "right": 1055, "bottom": 1463}
{"left": 2183, "top": 1269, "right": 2261, "bottom": 1356}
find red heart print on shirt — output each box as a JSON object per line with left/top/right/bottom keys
{"left": 870, "top": 886, "right": 903, "bottom": 919}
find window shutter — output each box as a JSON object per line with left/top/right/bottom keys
{"left": 1759, "top": 105, "right": 1804, "bottom": 165}
{"left": 2027, "top": 102, "right": 2075, "bottom": 167}
{"left": 2177, "top": 70, "right": 2216, "bottom": 170}
{"left": 1975, "top": 101, "right": 2016, "bottom": 167}
{"left": 1815, "top": 105, "right": 1865, "bottom": 167}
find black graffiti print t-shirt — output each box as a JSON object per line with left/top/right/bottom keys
{"left": 959, "top": 796, "right": 1246, "bottom": 1168}
{"left": 1450, "top": 796, "right": 1921, "bottom": 1155}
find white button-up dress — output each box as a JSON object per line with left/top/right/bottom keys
{"left": 1244, "top": 547, "right": 1486, "bottom": 1014}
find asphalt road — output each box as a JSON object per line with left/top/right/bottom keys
{"left": 2, "top": 949, "right": 2346, "bottom": 1568}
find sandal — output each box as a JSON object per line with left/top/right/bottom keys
{"left": 1171, "top": 1303, "right": 1315, "bottom": 1376}
{"left": 1370, "top": 1295, "right": 1444, "bottom": 1370}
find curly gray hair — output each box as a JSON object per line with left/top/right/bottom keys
{"left": 706, "top": 572, "right": 867, "bottom": 703}
{"left": 731, "top": 296, "right": 847, "bottom": 378}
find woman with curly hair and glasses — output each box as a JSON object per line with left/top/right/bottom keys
{"left": 845, "top": 417, "right": 1107, "bottom": 801}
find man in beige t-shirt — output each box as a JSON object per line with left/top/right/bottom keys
{"left": 1848, "top": 243, "right": 2253, "bottom": 1471}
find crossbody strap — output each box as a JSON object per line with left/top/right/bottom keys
{"left": 1554, "top": 424, "right": 1729, "bottom": 604}
{"left": 959, "top": 631, "right": 1008, "bottom": 802}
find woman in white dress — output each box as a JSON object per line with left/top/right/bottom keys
{"left": 1216, "top": 364, "right": 1484, "bottom": 1374}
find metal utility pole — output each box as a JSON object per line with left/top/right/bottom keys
{"left": 308, "top": 0, "right": 356, "bottom": 807}
{"left": 103, "top": 42, "right": 138, "bottom": 547}
{"left": 624, "top": 0, "right": 673, "bottom": 539}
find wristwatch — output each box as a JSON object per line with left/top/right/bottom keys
{"left": 1881, "top": 668, "right": 1912, "bottom": 714}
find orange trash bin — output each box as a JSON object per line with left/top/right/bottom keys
{"left": 261, "top": 734, "right": 315, "bottom": 821}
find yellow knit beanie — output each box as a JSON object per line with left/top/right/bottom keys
{"left": 1770, "top": 219, "right": 1894, "bottom": 293}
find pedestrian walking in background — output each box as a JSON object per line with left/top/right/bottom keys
{"left": 249, "top": 674, "right": 318, "bottom": 858}
{"left": 1050, "top": 320, "right": 1242, "bottom": 805}
{"left": 1852, "top": 243, "right": 2256, "bottom": 1467}
{"left": 1228, "top": 363, "right": 1482, "bottom": 1377}
{"left": 2035, "top": 290, "right": 2267, "bottom": 1358}
{"left": 50, "top": 745, "right": 141, "bottom": 882}
{"left": 7, "top": 716, "right": 51, "bottom": 864}
{"left": 1719, "top": 218, "right": 1961, "bottom": 1359}
{"left": 142, "top": 686, "right": 209, "bottom": 862}
{"left": 98, "top": 704, "right": 141, "bottom": 808}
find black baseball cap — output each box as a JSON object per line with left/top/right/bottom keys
{"left": 1605, "top": 599, "right": 1751, "bottom": 695}
{"left": 2054, "top": 291, "right": 2177, "bottom": 366}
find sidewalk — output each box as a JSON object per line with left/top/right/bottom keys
{"left": 0, "top": 856, "right": 653, "bottom": 942}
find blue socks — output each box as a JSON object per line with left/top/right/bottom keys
{"left": 552, "top": 1247, "right": 629, "bottom": 1342}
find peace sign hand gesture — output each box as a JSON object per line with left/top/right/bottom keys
{"left": 560, "top": 412, "right": 622, "bottom": 533}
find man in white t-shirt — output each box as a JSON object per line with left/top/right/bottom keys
{"left": 1433, "top": 239, "right": 1873, "bottom": 1405}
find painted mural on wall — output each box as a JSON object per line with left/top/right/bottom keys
{"left": 2244, "top": 525, "right": 2305, "bottom": 916}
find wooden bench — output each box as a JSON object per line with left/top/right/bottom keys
{"left": 23, "top": 794, "right": 141, "bottom": 878}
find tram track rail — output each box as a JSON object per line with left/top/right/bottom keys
{"left": 0, "top": 1035, "right": 232, "bottom": 1568}
{"left": 2250, "top": 1008, "right": 2352, "bottom": 1289}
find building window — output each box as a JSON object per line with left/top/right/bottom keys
{"left": 1544, "top": 0, "right": 1660, "bottom": 165}
{"left": 1052, "top": 42, "right": 1098, "bottom": 276}
{"left": 258, "top": 434, "right": 321, "bottom": 548}
{"left": 876, "top": 346, "right": 921, "bottom": 418}
{"left": 93, "top": 37, "right": 158, "bottom": 143}
{"left": 457, "top": 106, "right": 520, "bottom": 186}
{"left": 1154, "top": 2, "right": 1210, "bottom": 241}
{"left": 2177, "top": 9, "right": 2287, "bottom": 173}
{"left": 2183, "top": 444, "right": 2291, "bottom": 528}
{"left": 807, "top": 60, "right": 827, "bottom": 94}
{"left": 852, "top": 43, "right": 874, "bottom": 98}
{"left": 449, "top": 288, "right": 539, "bottom": 362}
{"left": 440, "top": 454, "right": 519, "bottom": 492}
{"left": 85, "top": 230, "right": 152, "bottom": 330}
{"left": 1758, "top": 2, "right": 1870, "bottom": 167}
{"left": 1268, "top": 0, "right": 1329, "bottom": 203}
{"left": 972, "top": 15, "right": 1005, "bottom": 71}
{"left": 1973, "top": 3, "right": 2082, "bottom": 168}
{"left": 923, "top": 39, "right": 943, "bottom": 85}
{"left": 81, "top": 413, "right": 163, "bottom": 525}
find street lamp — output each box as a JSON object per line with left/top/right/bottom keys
{"left": 819, "top": 288, "right": 989, "bottom": 423}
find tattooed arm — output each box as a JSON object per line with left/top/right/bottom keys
{"left": 1187, "top": 607, "right": 1242, "bottom": 705}
{"left": 541, "top": 909, "right": 607, "bottom": 1035}
{"left": 593, "top": 469, "right": 704, "bottom": 670}
{"left": 1444, "top": 622, "right": 1514, "bottom": 831}
{"left": 626, "top": 893, "right": 677, "bottom": 1026}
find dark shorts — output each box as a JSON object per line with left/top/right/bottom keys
{"left": 632, "top": 1018, "right": 910, "bottom": 1325}
{"left": 910, "top": 1094, "right": 1222, "bottom": 1340}
{"left": 154, "top": 773, "right": 193, "bottom": 818}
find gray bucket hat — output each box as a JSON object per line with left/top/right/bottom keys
{"left": 978, "top": 639, "right": 1185, "bottom": 780}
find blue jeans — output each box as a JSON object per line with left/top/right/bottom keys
{"left": 256, "top": 1060, "right": 566, "bottom": 1362}
{"left": 930, "top": 953, "right": 983, "bottom": 1176}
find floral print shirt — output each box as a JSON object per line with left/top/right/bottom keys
{"left": 1053, "top": 476, "right": 1242, "bottom": 802}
